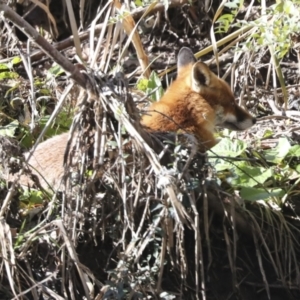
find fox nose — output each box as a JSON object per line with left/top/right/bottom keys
{"left": 252, "top": 117, "right": 257, "bottom": 125}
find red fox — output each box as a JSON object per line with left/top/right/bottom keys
{"left": 7, "top": 47, "right": 255, "bottom": 189}
{"left": 141, "top": 47, "right": 256, "bottom": 150}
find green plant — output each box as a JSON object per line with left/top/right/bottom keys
{"left": 137, "top": 71, "right": 164, "bottom": 101}
{"left": 209, "top": 136, "right": 300, "bottom": 203}
{"left": 215, "top": 0, "right": 241, "bottom": 33}
{"left": 0, "top": 57, "right": 21, "bottom": 80}
{"left": 213, "top": 0, "right": 300, "bottom": 109}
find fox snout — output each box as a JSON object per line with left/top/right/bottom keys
{"left": 221, "top": 105, "right": 256, "bottom": 131}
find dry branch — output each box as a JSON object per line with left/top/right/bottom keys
{"left": 0, "top": 3, "right": 87, "bottom": 88}
{"left": 0, "top": 0, "right": 190, "bottom": 67}
{"left": 114, "top": 0, "right": 151, "bottom": 78}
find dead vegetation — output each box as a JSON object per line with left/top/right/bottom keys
{"left": 1, "top": 0, "right": 300, "bottom": 299}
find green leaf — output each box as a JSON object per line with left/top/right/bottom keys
{"left": 11, "top": 56, "right": 22, "bottom": 65}
{"left": 262, "top": 129, "right": 273, "bottom": 138}
{"left": 0, "top": 120, "right": 19, "bottom": 137}
{"left": 209, "top": 137, "right": 247, "bottom": 157}
{"left": 287, "top": 145, "right": 300, "bottom": 157}
{"left": 0, "top": 71, "right": 18, "bottom": 80}
{"left": 283, "top": 1, "right": 296, "bottom": 15}
{"left": 263, "top": 137, "right": 291, "bottom": 163}
{"left": 240, "top": 187, "right": 285, "bottom": 201}
{"left": 47, "top": 64, "right": 65, "bottom": 80}
{"left": 217, "top": 14, "right": 234, "bottom": 22}
{"left": 0, "top": 64, "right": 9, "bottom": 71}
{"left": 55, "top": 109, "right": 73, "bottom": 129}
{"left": 147, "top": 71, "right": 164, "bottom": 101}
{"left": 134, "top": 0, "right": 143, "bottom": 6}
{"left": 137, "top": 71, "right": 164, "bottom": 101}
{"left": 274, "top": 2, "right": 284, "bottom": 13}
{"left": 19, "top": 189, "right": 44, "bottom": 205}
{"left": 38, "top": 88, "right": 51, "bottom": 96}
{"left": 229, "top": 165, "right": 273, "bottom": 188}
{"left": 208, "top": 138, "right": 248, "bottom": 171}
{"left": 210, "top": 160, "right": 233, "bottom": 172}
{"left": 148, "top": 71, "right": 161, "bottom": 89}
{"left": 295, "top": 164, "right": 300, "bottom": 174}
{"left": 225, "top": 1, "right": 239, "bottom": 9}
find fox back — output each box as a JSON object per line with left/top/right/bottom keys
{"left": 7, "top": 133, "right": 70, "bottom": 189}
{"left": 141, "top": 47, "right": 256, "bottom": 150}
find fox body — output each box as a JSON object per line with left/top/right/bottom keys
{"left": 19, "top": 132, "right": 70, "bottom": 188}
{"left": 8, "top": 47, "right": 255, "bottom": 189}
{"left": 141, "top": 47, "right": 256, "bottom": 150}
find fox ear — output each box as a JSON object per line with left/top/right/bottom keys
{"left": 191, "top": 62, "right": 211, "bottom": 92}
{"left": 177, "top": 47, "right": 196, "bottom": 70}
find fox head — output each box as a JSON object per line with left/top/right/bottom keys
{"left": 141, "top": 47, "right": 256, "bottom": 150}
{"left": 177, "top": 47, "right": 256, "bottom": 131}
